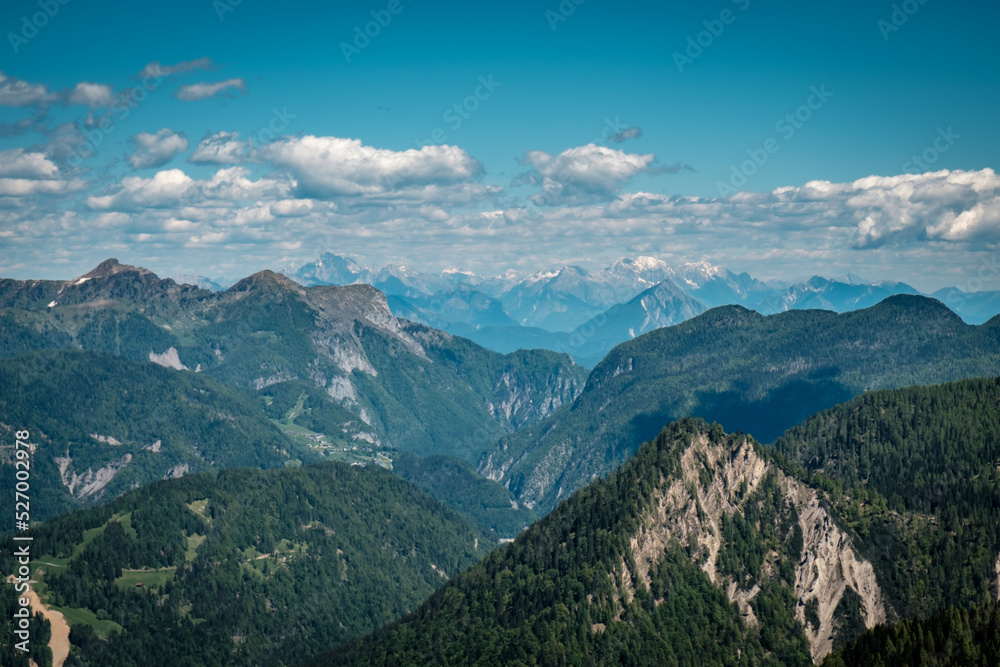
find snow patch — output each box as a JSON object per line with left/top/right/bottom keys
{"left": 47, "top": 301, "right": 57, "bottom": 308}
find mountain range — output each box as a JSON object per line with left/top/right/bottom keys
{"left": 4, "top": 258, "right": 1000, "bottom": 666}
{"left": 226, "top": 253, "right": 1000, "bottom": 367}
{"left": 479, "top": 295, "right": 1000, "bottom": 514}
{"left": 1, "top": 259, "right": 587, "bottom": 464}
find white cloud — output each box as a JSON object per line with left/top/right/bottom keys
{"left": 0, "top": 72, "right": 53, "bottom": 107}
{"left": 519, "top": 144, "right": 657, "bottom": 205}
{"left": 270, "top": 199, "right": 315, "bottom": 217}
{"left": 127, "top": 129, "right": 189, "bottom": 170}
{"left": 67, "top": 82, "right": 114, "bottom": 108}
{"left": 0, "top": 178, "right": 83, "bottom": 196}
{"left": 86, "top": 167, "right": 289, "bottom": 211}
{"left": 261, "top": 135, "right": 483, "bottom": 200}
{"left": 189, "top": 131, "right": 249, "bottom": 164}
{"left": 0, "top": 149, "right": 59, "bottom": 179}
{"left": 176, "top": 78, "right": 247, "bottom": 101}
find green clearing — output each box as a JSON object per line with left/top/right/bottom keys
{"left": 115, "top": 567, "right": 176, "bottom": 590}
{"left": 53, "top": 605, "right": 124, "bottom": 639}
{"left": 186, "top": 499, "right": 212, "bottom": 525}
{"left": 185, "top": 533, "right": 206, "bottom": 562}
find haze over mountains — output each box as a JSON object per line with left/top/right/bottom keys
{"left": 177, "top": 253, "right": 999, "bottom": 368}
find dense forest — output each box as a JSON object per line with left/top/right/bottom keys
{"left": 823, "top": 600, "right": 1000, "bottom": 666}
{"left": 0, "top": 461, "right": 489, "bottom": 666}
{"left": 392, "top": 451, "right": 537, "bottom": 539}
{"left": 774, "top": 376, "right": 1000, "bottom": 620}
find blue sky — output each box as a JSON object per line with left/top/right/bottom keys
{"left": 0, "top": 0, "right": 998, "bottom": 290}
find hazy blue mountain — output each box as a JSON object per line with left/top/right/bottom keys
{"left": 759, "top": 276, "right": 921, "bottom": 314}
{"left": 290, "top": 254, "right": 1000, "bottom": 365}
{"left": 562, "top": 278, "right": 707, "bottom": 367}
{"left": 933, "top": 286, "right": 1000, "bottom": 324}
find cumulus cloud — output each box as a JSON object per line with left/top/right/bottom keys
{"left": 176, "top": 78, "right": 247, "bottom": 101}
{"left": 0, "top": 179, "right": 83, "bottom": 196}
{"left": 0, "top": 149, "right": 59, "bottom": 179}
{"left": 86, "top": 166, "right": 289, "bottom": 211}
{"left": 794, "top": 169, "right": 1000, "bottom": 248}
{"left": 598, "top": 168, "right": 1000, "bottom": 249}
{"left": 0, "top": 72, "right": 53, "bottom": 107}
{"left": 67, "top": 82, "right": 114, "bottom": 108}
{"left": 517, "top": 144, "right": 658, "bottom": 205}
{"left": 270, "top": 199, "right": 315, "bottom": 217}
{"left": 261, "top": 135, "right": 484, "bottom": 200}
{"left": 189, "top": 131, "right": 250, "bottom": 164}
{"left": 127, "top": 129, "right": 189, "bottom": 170}
{"left": 0, "top": 148, "right": 85, "bottom": 197}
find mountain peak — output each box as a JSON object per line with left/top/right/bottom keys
{"left": 229, "top": 270, "right": 306, "bottom": 296}
{"left": 80, "top": 258, "right": 156, "bottom": 281}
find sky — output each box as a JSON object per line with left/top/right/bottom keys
{"left": 0, "top": 0, "right": 997, "bottom": 291}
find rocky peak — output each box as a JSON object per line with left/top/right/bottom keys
{"left": 81, "top": 258, "right": 157, "bottom": 281}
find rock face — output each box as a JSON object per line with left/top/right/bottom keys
{"left": 627, "top": 434, "right": 887, "bottom": 664}
{"left": 778, "top": 474, "right": 886, "bottom": 662}
{"left": 56, "top": 454, "right": 133, "bottom": 500}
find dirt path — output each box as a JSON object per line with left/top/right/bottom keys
{"left": 7, "top": 575, "right": 71, "bottom": 667}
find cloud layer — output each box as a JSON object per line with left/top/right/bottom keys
{"left": 127, "top": 129, "right": 189, "bottom": 169}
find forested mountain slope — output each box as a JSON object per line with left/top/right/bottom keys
{"left": 0, "top": 462, "right": 489, "bottom": 667}
{"left": 0, "top": 349, "right": 314, "bottom": 529}
{"left": 0, "top": 259, "right": 587, "bottom": 463}
{"left": 481, "top": 295, "right": 1000, "bottom": 513}
{"left": 773, "top": 376, "right": 1000, "bottom": 620}
{"left": 311, "top": 377, "right": 1000, "bottom": 666}
{"left": 823, "top": 599, "right": 1000, "bottom": 667}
